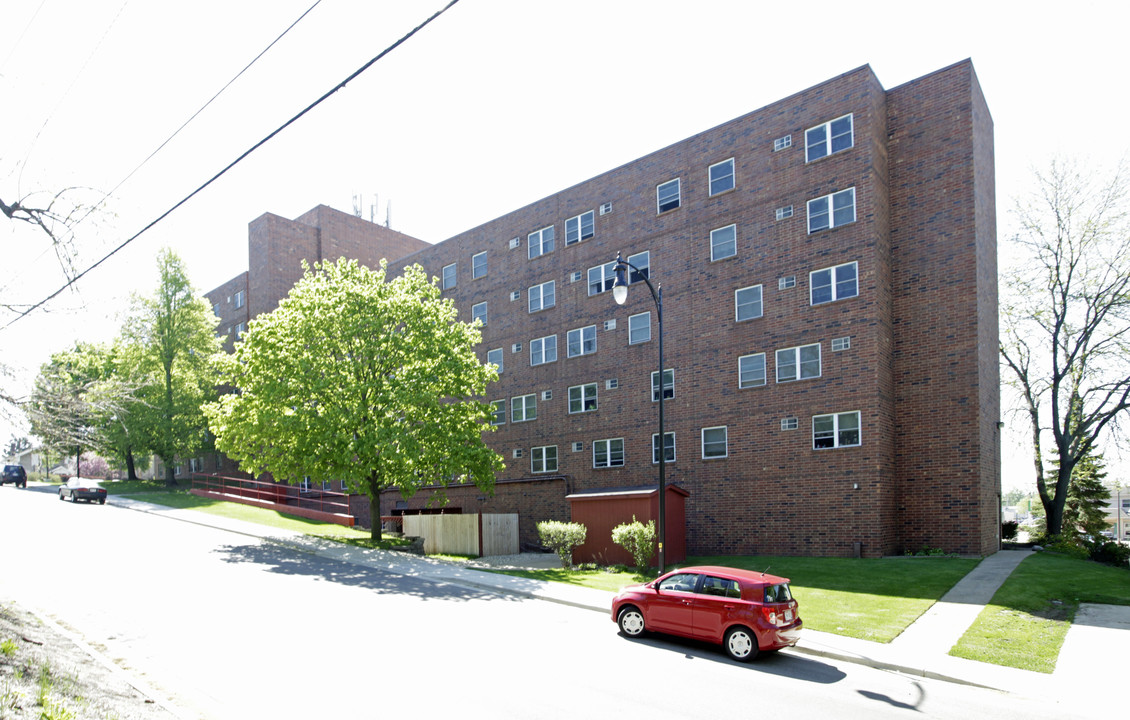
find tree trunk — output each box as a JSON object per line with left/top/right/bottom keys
{"left": 125, "top": 448, "right": 138, "bottom": 482}
{"left": 368, "top": 474, "right": 382, "bottom": 543}
{"left": 163, "top": 458, "right": 177, "bottom": 487}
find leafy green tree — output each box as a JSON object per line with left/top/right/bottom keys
{"left": 204, "top": 259, "right": 503, "bottom": 541}
{"left": 120, "top": 249, "right": 222, "bottom": 486}
{"left": 537, "top": 521, "right": 587, "bottom": 569}
{"left": 611, "top": 516, "right": 657, "bottom": 572}
{"left": 1000, "top": 159, "right": 1130, "bottom": 535}
{"left": 25, "top": 344, "right": 131, "bottom": 475}
{"left": 5, "top": 435, "right": 31, "bottom": 459}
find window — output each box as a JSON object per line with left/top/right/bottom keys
{"left": 651, "top": 369, "right": 674, "bottom": 401}
{"left": 702, "top": 426, "right": 728, "bottom": 459}
{"left": 568, "top": 383, "right": 598, "bottom": 413}
{"left": 572, "top": 442, "right": 584, "bottom": 452}
{"left": 805, "top": 113, "right": 854, "bottom": 162}
{"left": 627, "top": 250, "right": 650, "bottom": 284}
{"left": 532, "top": 446, "right": 558, "bottom": 473}
{"left": 528, "top": 226, "right": 555, "bottom": 259}
{"left": 810, "top": 261, "right": 858, "bottom": 305}
{"left": 512, "top": 342, "right": 522, "bottom": 353}
{"left": 510, "top": 290, "right": 520, "bottom": 302}
{"left": 512, "top": 449, "right": 523, "bottom": 459}
{"left": 234, "top": 290, "right": 245, "bottom": 309}
{"left": 807, "top": 187, "right": 856, "bottom": 233}
{"left": 593, "top": 438, "right": 625, "bottom": 468}
{"left": 776, "top": 343, "right": 821, "bottom": 382}
{"left": 542, "top": 390, "right": 552, "bottom": 401}
{"left": 570, "top": 271, "right": 582, "bottom": 283}
{"left": 442, "top": 263, "right": 457, "bottom": 289}
{"left": 774, "top": 135, "right": 792, "bottom": 151}
{"left": 565, "top": 211, "right": 595, "bottom": 245}
{"left": 657, "top": 178, "right": 681, "bottom": 213}
{"left": 299, "top": 477, "right": 312, "bottom": 492}
{"left": 832, "top": 336, "right": 851, "bottom": 352}
{"left": 776, "top": 205, "right": 793, "bottom": 221}
{"left": 600, "top": 202, "right": 613, "bottom": 215}
{"left": 530, "top": 335, "right": 557, "bottom": 366}
{"left": 588, "top": 261, "right": 616, "bottom": 296}
{"left": 603, "top": 319, "right": 617, "bottom": 331}
{"left": 652, "top": 432, "right": 676, "bottom": 464}
{"left": 629, "top": 312, "right": 651, "bottom": 344}
{"left": 511, "top": 394, "right": 537, "bottom": 422}
{"left": 781, "top": 417, "right": 799, "bottom": 431}
{"left": 738, "top": 353, "right": 766, "bottom": 388}
{"left": 529, "top": 280, "right": 556, "bottom": 312}
{"left": 605, "top": 378, "right": 618, "bottom": 389}
{"left": 212, "top": 303, "right": 220, "bottom": 317}
{"left": 487, "top": 348, "right": 503, "bottom": 373}
{"left": 735, "top": 285, "right": 763, "bottom": 322}
{"left": 235, "top": 322, "right": 246, "bottom": 336}
{"left": 779, "top": 276, "right": 796, "bottom": 290}
{"left": 490, "top": 400, "right": 506, "bottom": 425}
{"left": 710, "top": 224, "right": 737, "bottom": 261}
{"left": 472, "top": 251, "right": 488, "bottom": 279}
{"left": 567, "top": 325, "right": 597, "bottom": 357}
{"left": 813, "top": 411, "right": 861, "bottom": 449}
{"left": 709, "top": 158, "right": 735, "bottom": 195}
{"left": 509, "top": 237, "right": 520, "bottom": 250}
{"left": 471, "top": 302, "right": 487, "bottom": 326}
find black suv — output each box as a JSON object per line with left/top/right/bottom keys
{"left": 1, "top": 465, "right": 27, "bottom": 488}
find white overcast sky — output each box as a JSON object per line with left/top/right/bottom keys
{"left": 2, "top": 0, "right": 1128, "bottom": 490}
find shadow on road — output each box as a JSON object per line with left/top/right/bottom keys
{"left": 214, "top": 541, "right": 525, "bottom": 605}
{"left": 623, "top": 633, "right": 848, "bottom": 684}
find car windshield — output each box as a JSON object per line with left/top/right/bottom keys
{"left": 763, "top": 583, "right": 793, "bottom": 603}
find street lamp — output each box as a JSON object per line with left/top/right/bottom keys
{"left": 611, "top": 252, "right": 666, "bottom": 572}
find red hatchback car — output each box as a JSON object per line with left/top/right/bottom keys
{"left": 612, "top": 565, "right": 802, "bottom": 661}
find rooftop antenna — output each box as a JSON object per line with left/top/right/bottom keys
{"left": 386, "top": 199, "right": 392, "bottom": 228}
{"left": 370, "top": 193, "right": 378, "bottom": 223}
{"left": 351, "top": 193, "right": 362, "bottom": 218}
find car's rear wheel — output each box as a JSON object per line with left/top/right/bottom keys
{"left": 99, "top": 498, "right": 106, "bottom": 505}
{"left": 58, "top": 491, "right": 64, "bottom": 501}
{"left": 724, "top": 626, "right": 758, "bottom": 662}
{"left": 617, "top": 607, "right": 646, "bottom": 637}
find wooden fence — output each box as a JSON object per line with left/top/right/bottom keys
{"left": 402, "top": 513, "right": 518, "bottom": 557}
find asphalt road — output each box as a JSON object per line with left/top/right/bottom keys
{"left": 0, "top": 486, "right": 1092, "bottom": 719}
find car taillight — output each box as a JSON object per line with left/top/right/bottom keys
{"left": 760, "top": 602, "right": 796, "bottom": 627}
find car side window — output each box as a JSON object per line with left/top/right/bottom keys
{"left": 658, "top": 573, "right": 699, "bottom": 593}
{"left": 699, "top": 576, "right": 741, "bottom": 598}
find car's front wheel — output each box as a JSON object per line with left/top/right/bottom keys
{"left": 724, "top": 626, "right": 758, "bottom": 662}
{"left": 617, "top": 607, "right": 646, "bottom": 638}
{"left": 58, "top": 491, "right": 64, "bottom": 501}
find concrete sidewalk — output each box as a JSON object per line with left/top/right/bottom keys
{"left": 111, "top": 495, "right": 1125, "bottom": 705}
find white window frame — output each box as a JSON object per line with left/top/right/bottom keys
{"left": 593, "top": 438, "right": 625, "bottom": 468}
{"left": 735, "top": 285, "right": 763, "bottom": 322}
{"left": 528, "top": 280, "right": 556, "bottom": 313}
{"left": 708, "top": 158, "right": 735, "bottom": 196}
{"left": 472, "top": 251, "right": 488, "bottom": 279}
{"left": 805, "top": 113, "right": 854, "bottom": 163}
{"left": 627, "top": 250, "right": 650, "bottom": 284}
{"left": 652, "top": 432, "right": 676, "bottom": 464}
{"left": 588, "top": 261, "right": 616, "bottom": 296}
{"left": 471, "top": 301, "right": 487, "bottom": 326}
{"left": 776, "top": 343, "right": 822, "bottom": 383}
{"left": 511, "top": 394, "right": 537, "bottom": 423}
{"left": 831, "top": 336, "right": 851, "bottom": 352}
{"left": 531, "top": 445, "right": 558, "bottom": 473}
{"left": 628, "top": 312, "right": 651, "bottom": 345}
{"left": 442, "top": 263, "right": 457, "bottom": 290}
{"left": 490, "top": 399, "right": 506, "bottom": 425}
{"left": 776, "top": 205, "right": 794, "bottom": 221}
{"left": 528, "top": 225, "right": 555, "bottom": 259}
{"left": 657, "top": 178, "right": 681, "bottom": 213}
{"left": 807, "top": 187, "right": 856, "bottom": 233}
{"left": 710, "top": 224, "right": 737, "bottom": 261}
{"left": 567, "top": 325, "right": 597, "bottom": 358}
{"left": 701, "top": 426, "right": 728, "bottom": 459}
{"left": 651, "top": 369, "right": 674, "bottom": 402}
{"left": 565, "top": 210, "right": 595, "bottom": 246}
{"left": 530, "top": 335, "right": 557, "bottom": 366}
{"left": 781, "top": 417, "right": 799, "bottom": 431}
{"left": 738, "top": 353, "right": 766, "bottom": 389}
{"left": 813, "top": 411, "right": 861, "bottom": 449}
{"left": 234, "top": 290, "right": 245, "bottom": 309}
{"left": 487, "top": 348, "right": 503, "bottom": 373}
{"left": 568, "top": 383, "right": 598, "bottom": 414}
{"left": 810, "top": 261, "right": 859, "bottom": 305}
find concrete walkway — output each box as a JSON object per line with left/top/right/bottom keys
{"left": 108, "top": 494, "right": 1128, "bottom": 705}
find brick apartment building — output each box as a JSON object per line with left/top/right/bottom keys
{"left": 204, "top": 59, "right": 999, "bottom": 558}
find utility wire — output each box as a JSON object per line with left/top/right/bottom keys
{"left": 0, "top": 0, "right": 323, "bottom": 297}
{"left": 2, "top": 0, "right": 461, "bottom": 332}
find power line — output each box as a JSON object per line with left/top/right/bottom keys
{"left": 2, "top": 0, "right": 461, "bottom": 333}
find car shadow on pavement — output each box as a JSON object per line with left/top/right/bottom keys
{"left": 623, "top": 633, "right": 847, "bottom": 684}
{"left": 214, "top": 540, "right": 527, "bottom": 605}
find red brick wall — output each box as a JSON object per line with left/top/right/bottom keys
{"left": 204, "top": 272, "right": 248, "bottom": 352}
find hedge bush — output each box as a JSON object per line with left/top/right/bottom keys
{"left": 537, "top": 520, "right": 587, "bottom": 568}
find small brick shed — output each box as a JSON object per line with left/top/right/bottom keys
{"left": 566, "top": 485, "right": 688, "bottom": 566}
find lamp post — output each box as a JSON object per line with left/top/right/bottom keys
{"left": 611, "top": 252, "right": 666, "bottom": 572}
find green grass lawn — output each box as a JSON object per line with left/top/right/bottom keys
{"left": 950, "top": 552, "right": 1130, "bottom": 673}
